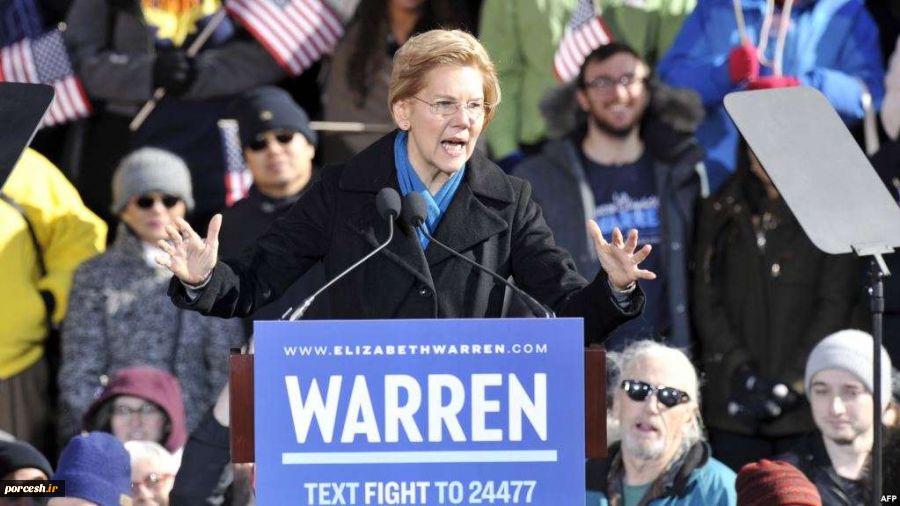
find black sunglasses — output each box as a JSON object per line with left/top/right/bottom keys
{"left": 135, "top": 194, "right": 181, "bottom": 209}
{"left": 247, "top": 131, "right": 296, "bottom": 152}
{"left": 621, "top": 379, "right": 690, "bottom": 408}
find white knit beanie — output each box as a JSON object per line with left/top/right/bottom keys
{"left": 805, "top": 329, "right": 893, "bottom": 407}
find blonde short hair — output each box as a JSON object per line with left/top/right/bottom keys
{"left": 388, "top": 29, "right": 501, "bottom": 126}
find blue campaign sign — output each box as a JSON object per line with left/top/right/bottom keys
{"left": 254, "top": 318, "right": 585, "bottom": 505}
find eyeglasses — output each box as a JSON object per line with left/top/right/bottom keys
{"left": 111, "top": 402, "right": 164, "bottom": 419}
{"left": 584, "top": 73, "right": 646, "bottom": 92}
{"left": 412, "top": 96, "right": 490, "bottom": 119}
{"left": 621, "top": 379, "right": 690, "bottom": 408}
{"left": 132, "top": 472, "right": 174, "bottom": 491}
{"left": 247, "top": 131, "right": 296, "bottom": 152}
{"left": 134, "top": 194, "right": 181, "bottom": 209}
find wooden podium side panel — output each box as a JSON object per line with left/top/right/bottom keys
{"left": 585, "top": 347, "right": 607, "bottom": 459}
{"left": 230, "top": 352, "right": 254, "bottom": 463}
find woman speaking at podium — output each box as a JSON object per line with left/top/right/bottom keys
{"left": 157, "top": 29, "right": 655, "bottom": 345}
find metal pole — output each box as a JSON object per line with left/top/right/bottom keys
{"left": 870, "top": 254, "right": 888, "bottom": 506}
{"left": 309, "top": 121, "right": 395, "bottom": 133}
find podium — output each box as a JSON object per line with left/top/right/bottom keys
{"left": 228, "top": 318, "right": 606, "bottom": 503}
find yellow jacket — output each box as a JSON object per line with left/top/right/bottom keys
{"left": 0, "top": 149, "right": 106, "bottom": 378}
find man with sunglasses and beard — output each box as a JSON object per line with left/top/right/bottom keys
{"left": 514, "top": 42, "right": 705, "bottom": 350}
{"left": 586, "top": 340, "right": 736, "bottom": 505}
{"left": 217, "top": 86, "right": 328, "bottom": 334}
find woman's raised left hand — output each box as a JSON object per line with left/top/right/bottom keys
{"left": 587, "top": 220, "right": 657, "bottom": 291}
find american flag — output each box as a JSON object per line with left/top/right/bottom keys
{"left": 226, "top": 0, "right": 343, "bottom": 76}
{"left": 219, "top": 119, "right": 253, "bottom": 206}
{"left": 553, "top": 0, "right": 613, "bottom": 83}
{"left": 0, "top": 30, "right": 91, "bottom": 127}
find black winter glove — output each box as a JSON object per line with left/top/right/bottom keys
{"left": 731, "top": 363, "right": 758, "bottom": 396}
{"left": 763, "top": 378, "right": 801, "bottom": 413}
{"left": 727, "top": 390, "right": 779, "bottom": 428}
{"left": 152, "top": 48, "right": 196, "bottom": 97}
{"left": 728, "top": 364, "right": 801, "bottom": 426}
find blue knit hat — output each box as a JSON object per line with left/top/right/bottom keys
{"left": 53, "top": 432, "right": 132, "bottom": 506}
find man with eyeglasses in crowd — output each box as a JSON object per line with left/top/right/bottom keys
{"left": 217, "top": 86, "right": 328, "bottom": 334}
{"left": 126, "top": 440, "right": 180, "bottom": 506}
{"left": 514, "top": 42, "right": 705, "bottom": 349}
{"left": 586, "top": 340, "right": 736, "bottom": 505}
{"left": 81, "top": 367, "right": 187, "bottom": 454}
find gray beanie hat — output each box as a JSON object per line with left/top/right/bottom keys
{"left": 805, "top": 329, "right": 893, "bottom": 407}
{"left": 111, "top": 147, "right": 195, "bottom": 214}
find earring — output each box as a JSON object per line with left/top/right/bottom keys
{"left": 400, "top": 121, "right": 410, "bottom": 130}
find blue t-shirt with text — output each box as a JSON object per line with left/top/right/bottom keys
{"left": 583, "top": 151, "right": 669, "bottom": 349}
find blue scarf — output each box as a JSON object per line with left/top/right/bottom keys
{"left": 394, "top": 131, "right": 466, "bottom": 250}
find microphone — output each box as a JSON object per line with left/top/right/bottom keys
{"left": 401, "top": 192, "right": 555, "bottom": 318}
{"left": 282, "top": 187, "right": 401, "bottom": 321}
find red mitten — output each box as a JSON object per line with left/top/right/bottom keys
{"left": 746, "top": 75, "right": 800, "bottom": 90}
{"left": 728, "top": 44, "right": 760, "bottom": 83}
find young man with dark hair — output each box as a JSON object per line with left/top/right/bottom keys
{"left": 515, "top": 42, "right": 705, "bottom": 348}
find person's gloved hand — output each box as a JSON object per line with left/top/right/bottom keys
{"left": 763, "top": 379, "right": 801, "bottom": 414}
{"left": 728, "top": 44, "right": 759, "bottom": 83}
{"left": 746, "top": 75, "right": 800, "bottom": 91}
{"left": 731, "top": 363, "right": 758, "bottom": 396}
{"left": 497, "top": 149, "right": 526, "bottom": 173}
{"left": 728, "top": 390, "right": 779, "bottom": 425}
{"left": 728, "top": 364, "right": 800, "bottom": 424}
{"left": 152, "top": 48, "right": 196, "bottom": 97}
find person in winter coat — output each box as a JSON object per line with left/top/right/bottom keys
{"left": 693, "top": 138, "right": 859, "bottom": 471}
{"left": 778, "top": 330, "right": 893, "bottom": 505}
{"left": 170, "top": 382, "right": 255, "bottom": 506}
{"left": 477, "top": 0, "right": 577, "bottom": 171}
{"left": 320, "top": 0, "right": 470, "bottom": 164}
{"left": 657, "top": 0, "right": 884, "bottom": 191}
{"left": 219, "top": 86, "right": 327, "bottom": 334}
{"left": 59, "top": 148, "right": 243, "bottom": 445}
{"left": 585, "top": 340, "right": 736, "bottom": 505}
{"left": 159, "top": 29, "right": 655, "bottom": 342}
{"left": 514, "top": 42, "right": 705, "bottom": 349}
{"left": 0, "top": 148, "right": 106, "bottom": 456}
{"left": 81, "top": 366, "right": 188, "bottom": 453}
{"left": 64, "top": 0, "right": 286, "bottom": 230}
{"left": 870, "top": 37, "right": 900, "bottom": 364}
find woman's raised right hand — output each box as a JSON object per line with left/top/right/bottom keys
{"left": 156, "top": 214, "right": 221, "bottom": 286}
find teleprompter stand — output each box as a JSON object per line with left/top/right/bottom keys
{"left": 725, "top": 87, "right": 900, "bottom": 504}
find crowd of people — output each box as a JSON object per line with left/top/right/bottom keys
{"left": 2, "top": 0, "right": 900, "bottom": 504}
